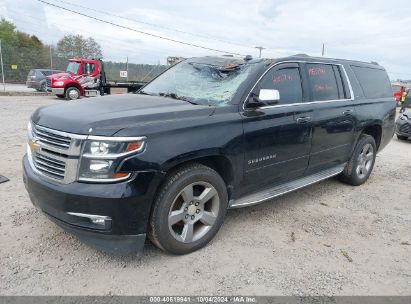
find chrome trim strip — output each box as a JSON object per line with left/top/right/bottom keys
{"left": 67, "top": 212, "right": 111, "bottom": 221}
{"left": 35, "top": 124, "right": 88, "bottom": 140}
{"left": 242, "top": 61, "right": 355, "bottom": 111}
{"left": 81, "top": 142, "right": 146, "bottom": 159}
{"left": 34, "top": 158, "right": 65, "bottom": 173}
{"left": 86, "top": 136, "right": 147, "bottom": 142}
{"left": 78, "top": 173, "right": 132, "bottom": 183}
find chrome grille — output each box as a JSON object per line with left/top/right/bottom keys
{"left": 28, "top": 123, "right": 87, "bottom": 184}
{"left": 33, "top": 124, "right": 71, "bottom": 149}
{"left": 32, "top": 153, "right": 66, "bottom": 180}
{"left": 400, "top": 123, "right": 411, "bottom": 134}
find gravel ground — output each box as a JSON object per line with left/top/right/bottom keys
{"left": 0, "top": 83, "right": 37, "bottom": 92}
{"left": 0, "top": 96, "right": 410, "bottom": 296}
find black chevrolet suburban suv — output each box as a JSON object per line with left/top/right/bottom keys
{"left": 23, "top": 55, "right": 395, "bottom": 255}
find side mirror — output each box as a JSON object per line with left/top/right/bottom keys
{"left": 247, "top": 89, "right": 280, "bottom": 109}
{"left": 259, "top": 89, "right": 280, "bottom": 103}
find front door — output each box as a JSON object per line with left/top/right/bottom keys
{"left": 240, "top": 63, "right": 312, "bottom": 196}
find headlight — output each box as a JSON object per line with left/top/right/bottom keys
{"left": 78, "top": 137, "right": 146, "bottom": 182}
{"left": 53, "top": 81, "right": 64, "bottom": 86}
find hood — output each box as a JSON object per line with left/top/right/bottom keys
{"left": 31, "top": 94, "right": 215, "bottom": 136}
{"left": 48, "top": 72, "right": 74, "bottom": 80}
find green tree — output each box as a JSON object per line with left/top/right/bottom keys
{"left": 56, "top": 34, "right": 103, "bottom": 59}
{"left": 0, "top": 18, "right": 18, "bottom": 45}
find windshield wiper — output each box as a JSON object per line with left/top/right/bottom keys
{"left": 138, "top": 90, "right": 154, "bottom": 95}
{"left": 158, "top": 92, "right": 198, "bottom": 105}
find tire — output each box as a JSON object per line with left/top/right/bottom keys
{"left": 40, "top": 82, "right": 47, "bottom": 92}
{"left": 339, "top": 134, "right": 377, "bottom": 186}
{"left": 397, "top": 134, "right": 408, "bottom": 140}
{"left": 65, "top": 87, "right": 80, "bottom": 100}
{"left": 149, "top": 163, "right": 228, "bottom": 254}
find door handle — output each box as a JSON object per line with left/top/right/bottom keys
{"left": 296, "top": 116, "right": 311, "bottom": 124}
{"left": 343, "top": 109, "right": 354, "bottom": 115}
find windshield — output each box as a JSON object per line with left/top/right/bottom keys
{"left": 140, "top": 60, "right": 254, "bottom": 106}
{"left": 66, "top": 62, "right": 80, "bottom": 74}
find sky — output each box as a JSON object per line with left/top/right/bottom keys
{"left": 1, "top": 0, "right": 411, "bottom": 79}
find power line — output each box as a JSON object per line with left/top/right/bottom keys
{"left": 37, "top": 0, "right": 245, "bottom": 56}
{"left": 52, "top": 0, "right": 254, "bottom": 50}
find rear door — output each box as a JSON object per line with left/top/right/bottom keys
{"left": 240, "top": 63, "right": 312, "bottom": 194}
{"left": 303, "top": 62, "right": 356, "bottom": 174}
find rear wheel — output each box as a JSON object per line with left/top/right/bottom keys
{"left": 65, "top": 87, "right": 80, "bottom": 100}
{"left": 40, "top": 82, "right": 47, "bottom": 92}
{"left": 339, "top": 134, "right": 376, "bottom": 186}
{"left": 149, "top": 163, "right": 228, "bottom": 254}
{"left": 397, "top": 134, "right": 408, "bottom": 140}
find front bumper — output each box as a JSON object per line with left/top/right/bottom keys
{"left": 51, "top": 88, "right": 65, "bottom": 95}
{"left": 22, "top": 154, "right": 163, "bottom": 254}
{"left": 395, "top": 119, "right": 411, "bottom": 137}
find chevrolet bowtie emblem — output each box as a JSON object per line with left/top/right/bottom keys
{"left": 28, "top": 140, "right": 40, "bottom": 153}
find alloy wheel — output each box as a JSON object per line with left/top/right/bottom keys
{"left": 168, "top": 181, "right": 220, "bottom": 243}
{"left": 356, "top": 143, "right": 374, "bottom": 179}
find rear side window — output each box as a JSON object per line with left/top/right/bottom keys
{"left": 307, "top": 64, "right": 340, "bottom": 101}
{"left": 351, "top": 66, "right": 392, "bottom": 98}
{"left": 259, "top": 66, "right": 303, "bottom": 104}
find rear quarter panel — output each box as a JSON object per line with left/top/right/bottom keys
{"left": 344, "top": 63, "right": 396, "bottom": 152}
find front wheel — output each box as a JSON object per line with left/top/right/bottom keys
{"left": 65, "top": 87, "right": 80, "bottom": 100}
{"left": 149, "top": 163, "right": 228, "bottom": 254}
{"left": 339, "top": 134, "right": 376, "bottom": 186}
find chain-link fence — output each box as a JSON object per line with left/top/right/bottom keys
{"left": 0, "top": 42, "right": 166, "bottom": 84}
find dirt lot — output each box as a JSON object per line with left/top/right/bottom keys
{"left": 0, "top": 96, "right": 410, "bottom": 296}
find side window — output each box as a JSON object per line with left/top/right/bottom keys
{"left": 307, "top": 64, "right": 339, "bottom": 101}
{"left": 82, "top": 63, "right": 95, "bottom": 75}
{"left": 351, "top": 66, "right": 392, "bottom": 99}
{"left": 259, "top": 66, "right": 303, "bottom": 104}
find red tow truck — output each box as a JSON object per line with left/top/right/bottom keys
{"left": 47, "top": 58, "right": 146, "bottom": 100}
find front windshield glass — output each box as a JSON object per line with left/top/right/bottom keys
{"left": 140, "top": 60, "right": 255, "bottom": 106}
{"left": 66, "top": 62, "right": 80, "bottom": 74}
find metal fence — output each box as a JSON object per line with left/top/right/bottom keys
{"left": 0, "top": 42, "right": 166, "bottom": 84}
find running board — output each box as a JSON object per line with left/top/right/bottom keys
{"left": 229, "top": 164, "right": 346, "bottom": 208}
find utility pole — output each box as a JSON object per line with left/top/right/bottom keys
{"left": 322, "top": 43, "right": 325, "bottom": 57}
{"left": 0, "top": 39, "right": 5, "bottom": 92}
{"left": 126, "top": 56, "right": 128, "bottom": 81}
{"left": 49, "top": 45, "right": 53, "bottom": 69}
{"left": 254, "top": 46, "right": 265, "bottom": 58}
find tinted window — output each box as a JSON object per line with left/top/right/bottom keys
{"left": 259, "top": 67, "right": 303, "bottom": 104}
{"left": 307, "top": 64, "right": 339, "bottom": 101}
{"left": 351, "top": 66, "right": 392, "bottom": 99}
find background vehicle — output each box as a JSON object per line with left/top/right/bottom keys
{"left": 391, "top": 83, "right": 404, "bottom": 101}
{"left": 47, "top": 58, "right": 146, "bottom": 100}
{"left": 23, "top": 55, "right": 396, "bottom": 255}
{"left": 26, "top": 69, "right": 63, "bottom": 92}
{"left": 395, "top": 108, "right": 411, "bottom": 140}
